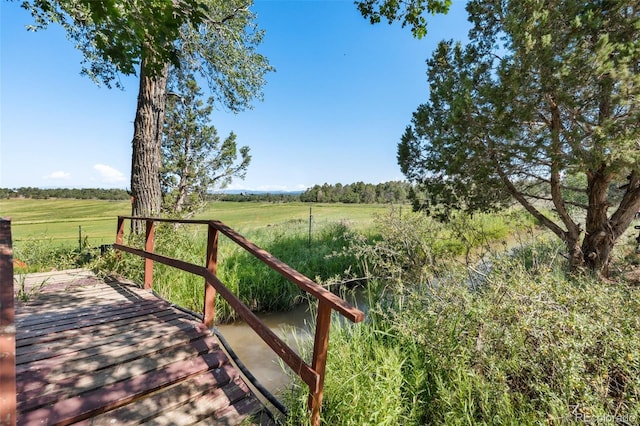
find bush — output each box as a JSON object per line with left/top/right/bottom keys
{"left": 385, "top": 253, "right": 640, "bottom": 424}
{"left": 14, "top": 236, "right": 95, "bottom": 272}
{"left": 283, "top": 233, "right": 640, "bottom": 424}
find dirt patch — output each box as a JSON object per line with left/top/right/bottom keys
{"left": 623, "top": 265, "right": 640, "bottom": 284}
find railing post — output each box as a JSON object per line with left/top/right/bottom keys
{"left": 144, "top": 220, "right": 155, "bottom": 290}
{"left": 0, "top": 218, "right": 16, "bottom": 426}
{"left": 203, "top": 224, "right": 219, "bottom": 328}
{"left": 308, "top": 300, "right": 332, "bottom": 426}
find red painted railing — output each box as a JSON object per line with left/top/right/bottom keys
{"left": 0, "top": 219, "right": 16, "bottom": 426}
{"left": 114, "top": 216, "right": 364, "bottom": 425}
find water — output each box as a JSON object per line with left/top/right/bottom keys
{"left": 216, "top": 301, "right": 314, "bottom": 398}
{"left": 216, "top": 289, "right": 369, "bottom": 404}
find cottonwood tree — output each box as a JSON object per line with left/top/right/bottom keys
{"left": 356, "top": 0, "right": 452, "bottom": 38}
{"left": 392, "top": 0, "right": 640, "bottom": 277}
{"left": 161, "top": 71, "right": 250, "bottom": 215}
{"left": 19, "top": 0, "right": 271, "bottom": 230}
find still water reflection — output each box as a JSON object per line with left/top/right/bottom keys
{"left": 216, "top": 289, "right": 368, "bottom": 401}
{"left": 216, "top": 301, "right": 314, "bottom": 397}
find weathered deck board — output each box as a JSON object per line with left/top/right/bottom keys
{"left": 15, "top": 272, "right": 273, "bottom": 426}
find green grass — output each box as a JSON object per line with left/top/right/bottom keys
{"left": 196, "top": 202, "right": 390, "bottom": 232}
{"left": 97, "top": 219, "right": 360, "bottom": 322}
{"left": 1, "top": 198, "right": 130, "bottom": 247}
{"left": 283, "top": 217, "right": 640, "bottom": 425}
{"left": 1, "top": 198, "right": 390, "bottom": 248}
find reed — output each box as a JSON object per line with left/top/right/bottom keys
{"left": 96, "top": 219, "right": 359, "bottom": 322}
{"left": 282, "top": 222, "right": 640, "bottom": 425}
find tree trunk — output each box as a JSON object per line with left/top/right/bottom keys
{"left": 173, "top": 136, "right": 192, "bottom": 214}
{"left": 581, "top": 166, "right": 613, "bottom": 277}
{"left": 130, "top": 57, "right": 169, "bottom": 232}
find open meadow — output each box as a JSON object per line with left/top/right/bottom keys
{"left": 0, "top": 198, "right": 391, "bottom": 249}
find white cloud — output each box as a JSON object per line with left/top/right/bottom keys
{"left": 94, "top": 164, "right": 127, "bottom": 183}
{"left": 44, "top": 171, "right": 71, "bottom": 180}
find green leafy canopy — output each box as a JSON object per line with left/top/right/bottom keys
{"left": 397, "top": 0, "right": 640, "bottom": 274}
{"left": 355, "top": 0, "right": 453, "bottom": 39}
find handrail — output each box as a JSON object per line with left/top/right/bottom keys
{"left": 0, "top": 218, "right": 16, "bottom": 425}
{"left": 114, "top": 216, "right": 364, "bottom": 425}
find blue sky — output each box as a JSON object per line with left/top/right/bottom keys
{"left": 0, "top": 0, "right": 469, "bottom": 191}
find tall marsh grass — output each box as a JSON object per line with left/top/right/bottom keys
{"left": 95, "top": 220, "right": 358, "bottom": 322}
{"left": 283, "top": 214, "right": 640, "bottom": 425}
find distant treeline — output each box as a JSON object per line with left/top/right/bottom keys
{"left": 212, "top": 192, "right": 302, "bottom": 202}
{"left": 214, "top": 181, "right": 410, "bottom": 204}
{"left": 1, "top": 187, "right": 130, "bottom": 200}
{"left": 300, "top": 181, "right": 410, "bottom": 204}
{"left": 2, "top": 181, "right": 411, "bottom": 204}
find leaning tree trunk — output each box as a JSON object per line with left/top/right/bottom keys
{"left": 581, "top": 170, "right": 640, "bottom": 278}
{"left": 581, "top": 167, "right": 614, "bottom": 277}
{"left": 130, "top": 57, "right": 170, "bottom": 233}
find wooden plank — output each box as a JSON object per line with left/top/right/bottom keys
{"left": 114, "top": 244, "right": 320, "bottom": 392}
{"left": 16, "top": 315, "right": 207, "bottom": 365}
{"left": 18, "top": 351, "right": 229, "bottom": 425}
{"left": 17, "top": 331, "right": 219, "bottom": 394}
{"left": 144, "top": 382, "right": 254, "bottom": 426}
{"left": 15, "top": 285, "right": 158, "bottom": 315}
{"left": 308, "top": 299, "right": 332, "bottom": 425}
{"left": 0, "top": 218, "right": 16, "bottom": 426}
{"left": 15, "top": 274, "right": 272, "bottom": 426}
{"left": 18, "top": 334, "right": 223, "bottom": 410}
{"left": 76, "top": 365, "right": 242, "bottom": 425}
{"left": 16, "top": 322, "right": 210, "bottom": 379}
{"left": 13, "top": 275, "right": 103, "bottom": 300}
{"left": 16, "top": 301, "right": 178, "bottom": 348}
{"left": 213, "top": 393, "right": 264, "bottom": 425}
{"left": 15, "top": 291, "right": 162, "bottom": 328}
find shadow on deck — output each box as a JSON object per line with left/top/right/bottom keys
{"left": 15, "top": 270, "right": 274, "bottom": 425}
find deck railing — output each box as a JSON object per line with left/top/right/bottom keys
{"left": 0, "top": 219, "right": 16, "bottom": 426}
{"left": 114, "top": 216, "right": 365, "bottom": 425}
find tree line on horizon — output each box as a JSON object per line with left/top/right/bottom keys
{"left": 0, "top": 187, "right": 131, "bottom": 200}
{"left": 0, "top": 181, "right": 411, "bottom": 204}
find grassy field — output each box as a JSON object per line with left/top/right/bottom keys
{"left": 197, "top": 202, "right": 391, "bottom": 231}
{"left": 1, "top": 199, "right": 130, "bottom": 247}
{"left": 0, "top": 198, "right": 393, "bottom": 248}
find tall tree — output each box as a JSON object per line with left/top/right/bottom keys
{"left": 394, "top": 0, "right": 640, "bottom": 277}
{"left": 161, "top": 71, "right": 250, "bottom": 215}
{"left": 19, "top": 0, "right": 271, "bottom": 228}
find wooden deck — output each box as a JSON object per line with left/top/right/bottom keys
{"left": 14, "top": 270, "right": 274, "bottom": 426}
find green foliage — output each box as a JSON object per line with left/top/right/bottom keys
{"left": 0, "top": 187, "right": 129, "bottom": 200}
{"left": 20, "top": 0, "right": 273, "bottom": 93}
{"left": 20, "top": 0, "right": 210, "bottom": 87}
{"left": 355, "top": 0, "right": 452, "bottom": 39}
{"left": 161, "top": 71, "right": 251, "bottom": 215}
{"left": 396, "top": 0, "right": 640, "bottom": 274}
{"left": 284, "top": 234, "right": 640, "bottom": 424}
{"left": 213, "top": 192, "right": 302, "bottom": 202}
{"left": 19, "top": 0, "right": 273, "bottom": 221}
{"left": 300, "top": 181, "right": 411, "bottom": 204}
{"left": 94, "top": 219, "right": 358, "bottom": 322}
{"left": 283, "top": 312, "right": 410, "bottom": 425}
{"left": 345, "top": 208, "right": 536, "bottom": 289}
{"left": 14, "top": 236, "right": 97, "bottom": 272}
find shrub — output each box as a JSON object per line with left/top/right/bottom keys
{"left": 283, "top": 235, "right": 640, "bottom": 424}
{"left": 14, "top": 236, "right": 95, "bottom": 272}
